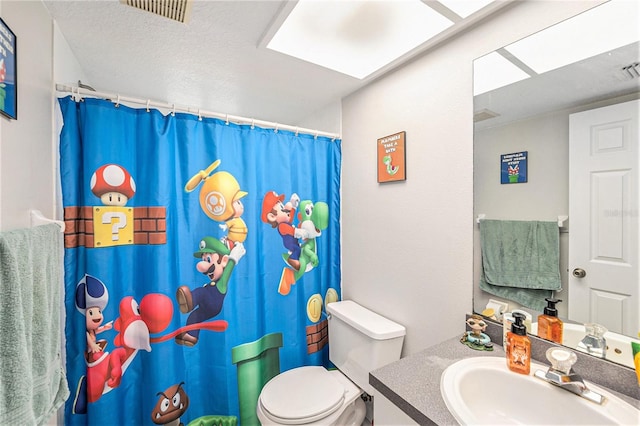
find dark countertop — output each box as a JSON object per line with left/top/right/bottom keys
{"left": 370, "top": 335, "right": 503, "bottom": 425}
{"left": 370, "top": 334, "right": 640, "bottom": 425}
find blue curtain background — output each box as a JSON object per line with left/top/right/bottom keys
{"left": 58, "top": 96, "right": 341, "bottom": 425}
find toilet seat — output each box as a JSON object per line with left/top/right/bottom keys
{"left": 259, "top": 366, "right": 346, "bottom": 424}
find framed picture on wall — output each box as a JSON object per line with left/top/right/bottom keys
{"left": 0, "top": 17, "right": 16, "bottom": 120}
{"left": 377, "top": 131, "right": 406, "bottom": 183}
{"left": 500, "top": 151, "right": 527, "bottom": 184}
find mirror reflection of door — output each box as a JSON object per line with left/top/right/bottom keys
{"left": 568, "top": 99, "right": 639, "bottom": 336}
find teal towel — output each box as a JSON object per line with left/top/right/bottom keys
{"left": 479, "top": 220, "right": 561, "bottom": 312}
{"left": 0, "top": 224, "right": 69, "bottom": 424}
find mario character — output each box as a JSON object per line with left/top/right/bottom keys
{"left": 185, "top": 159, "right": 248, "bottom": 249}
{"left": 151, "top": 382, "right": 189, "bottom": 425}
{"left": 90, "top": 164, "right": 136, "bottom": 206}
{"left": 174, "top": 237, "right": 246, "bottom": 346}
{"left": 75, "top": 275, "right": 113, "bottom": 364}
{"left": 261, "top": 191, "right": 308, "bottom": 272}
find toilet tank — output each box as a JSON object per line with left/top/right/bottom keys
{"left": 326, "top": 300, "right": 405, "bottom": 395}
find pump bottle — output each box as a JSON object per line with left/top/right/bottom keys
{"left": 506, "top": 312, "right": 531, "bottom": 374}
{"left": 537, "top": 298, "right": 563, "bottom": 344}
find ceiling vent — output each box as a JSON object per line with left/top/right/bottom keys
{"left": 622, "top": 62, "right": 640, "bottom": 80}
{"left": 474, "top": 109, "right": 500, "bottom": 122}
{"left": 120, "top": 0, "right": 192, "bottom": 24}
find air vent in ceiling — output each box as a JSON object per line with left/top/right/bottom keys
{"left": 474, "top": 109, "right": 500, "bottom": 123}
{"left": 622, "top": 62, "right": 640, "bottom": 80}
{"left": 120, "top": 0, "right": 192, "bottom": 24}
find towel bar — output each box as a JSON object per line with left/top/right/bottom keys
{"left": 476, "top": 214, "right": 567, "bottom": 227}
{"left": 30, "top": 209, "right": 65, "bottom": 232}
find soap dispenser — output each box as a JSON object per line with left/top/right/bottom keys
{"left": 506, "top": 312, "right": 531, "bottom": 375}
{"left": 537, "top": 298, "right": 563, "bottom": 344}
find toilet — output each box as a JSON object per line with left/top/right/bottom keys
{"left": 257, "top": 300, "right": 406, "bottom": 425}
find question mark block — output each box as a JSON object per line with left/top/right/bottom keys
{"left": 93, "top": 206, "right": 134, "bottom": 248}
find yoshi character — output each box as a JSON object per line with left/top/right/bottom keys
{"left": 279, "top": 200, "right": 329, "bottom": 295}
{"left": 294, "top": 200, "right": 329, "bottom": 280}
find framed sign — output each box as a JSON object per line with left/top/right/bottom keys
{"left": 501, "top": 151, "right": 527, "bottom": 184}
{"left": 0, "top": 18, "right": 16, "bottom": 120}
{"left": 377, "top": 131, "right": 406, "bottom": 183}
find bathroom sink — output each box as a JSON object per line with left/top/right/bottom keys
{"left": 440, "top": 357, "right": 640, "bottom": 425}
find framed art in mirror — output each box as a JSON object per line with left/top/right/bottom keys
{"left": 0, "top": 17, "right": 16, "bottom": 120}
{"left": 500, "top": 151, "right": 527, "bottom": 184}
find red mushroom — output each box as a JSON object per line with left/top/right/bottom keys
{"left": 90, "top": 164, "right": 136, "bottom": 206}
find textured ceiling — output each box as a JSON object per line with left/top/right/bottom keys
{"left": 44, "top": 0, "right": 363, "bottom": 128}
{"left": 475, "top": 41, "right": 640, "bottom": 130}
{"left": 45, "top": 1, "right": 635, "bottom": 133}
{"left": 42, "top": 0, "right": 513, "bottom": 131}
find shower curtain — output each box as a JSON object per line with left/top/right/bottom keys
{"left": 58, "top": 96, "right": 341, "bottom": 426}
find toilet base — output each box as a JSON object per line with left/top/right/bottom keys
{"left": 331, "top": 396, "right": 366, "bottom": 426}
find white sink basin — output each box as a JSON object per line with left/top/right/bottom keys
{"left": 441, "top": 357, "right": 640, "bottom": 425}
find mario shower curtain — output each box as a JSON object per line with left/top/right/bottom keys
{"left": 58, "top": 96, "right": 341, "bottom": 426}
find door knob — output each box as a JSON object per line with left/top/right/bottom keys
{"left": 572, "top": 268, "right": 587, "bottom": 278}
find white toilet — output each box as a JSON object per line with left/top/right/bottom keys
{"left": 257, "top": 300, "right": 406, "bottom": 425}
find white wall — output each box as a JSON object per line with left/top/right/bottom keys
{"left": 341, "top": 0, "right": 606, "bottom": 356}
{"left": 0, "top": 1, "right": 88, "bottom": 233}
{"left": 297, "top": 100, "right": 342, "bottom": 136}
{"left": 0, "top": 0, "right": 54, "bottom": 231}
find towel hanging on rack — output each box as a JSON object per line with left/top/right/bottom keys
{"left": 30, "top": 209, "right": 65, "bottom": 232}
{"left": 0, "top": 224, "right": 69, "bottom": 423}
{"left": 479, "top": 219, "right": 562, "bottom": 312}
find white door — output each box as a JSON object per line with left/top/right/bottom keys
{"left": 569, "top": 99, "right": 639, "bottom": 336}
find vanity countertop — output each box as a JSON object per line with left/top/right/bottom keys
{"left": 370, "top": 334, "right": 640, "bottom": 425}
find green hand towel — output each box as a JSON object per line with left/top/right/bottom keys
{"left": 479, "top": 219, "right": 561, "bottom": 312}
{"left": 0, "top": 224, "right": 69, "bottom": 424}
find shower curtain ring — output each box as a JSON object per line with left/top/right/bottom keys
{"left": 146, "top": 100, "right": 150, "bottom": 112}
{"left": 115, "top": 95, "right": 120, "bottom": 108}
{"left": 172, "top": 104, "right": 176, "bottom": 116}
{"left": 251, "top": 119, "right": 255, "bottom": 130}
{"left": 274, "top": 123, "right": 279, "bottom": 134}
{"left": 225, "top": 114, "right": 229, "bottom": 125}
{"left": 314, "top": 131, "right": 318, "bottom": 140}
{"left": 198, "top": 109, "right": 202, "bottom": 121}
{"left": 295, "top": 127, "right": 299, "bottom": 137}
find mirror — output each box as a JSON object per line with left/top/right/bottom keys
{"left": 473, "top": 0, "right": 640, "bottom": 367}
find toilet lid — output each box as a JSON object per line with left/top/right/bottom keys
{"left": 260, "top": 366, "right": 345, "bottom": 424}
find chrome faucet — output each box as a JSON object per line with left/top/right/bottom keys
{"left": 577, "top": 323, "right": 607, "bottom": 359}
{"left": 533, "top": 347, "right": 605, "bottom": 405}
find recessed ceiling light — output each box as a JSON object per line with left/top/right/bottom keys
{"left": 473, "top": 51, "right": 531, "bottom": 96}
{"left": 505, "top": 0, "right": 640, "bottom": 74}
{"left": 266, "top": 0, "right": 453, "bottom": 79}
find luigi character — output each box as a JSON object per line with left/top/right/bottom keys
{"left": 175, "top": 237, "right": 245, "bottom": 346}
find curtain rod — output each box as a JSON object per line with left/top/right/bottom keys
{"left": 55, "top": 84, "right": 341, "bottom": 141}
